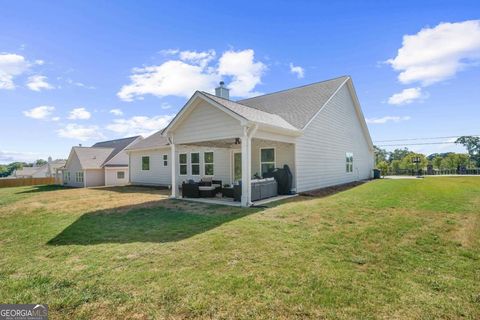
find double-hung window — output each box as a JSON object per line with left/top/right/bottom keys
{"left": 75, "top": 171, "right": 84, "bottom": 183}
{"left": 260, "top": 148, "right": 275, "bottom": 176}
{"left": 163, "top": 154, "right": 168, "bottom": 167}
{"left": 142, "top": 156, "right": 150, "bottom": 170}
{"left": 204, "top": 152, "right": 214, "bottom": 176}
{"left": 346, "top": 152, "right": 353, "bottom": 173}
{"left": 117, "top": 171, "right": 125, "bottom": 179}
{"left": 64, "top": 171, "right": 70, "bottom": 182}
{"left": 191, "top": 153, "right": 200, "bottom": 176}
{"left": 179, "top": 153, "right": 188, "bottom": 175}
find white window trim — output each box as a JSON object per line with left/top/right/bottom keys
{"left": 141, "top": 156, "right": 150, "bottom": 171}
{"left": 204, "top": 151, "right": 214, "bottom": 177}
{"left": 346, "top": 152, "right": 354, "bottom": 174}
{"left": 179, "top": 153, "right": 188, "bottom": 176}
{"left": 117, "top": 171, "right": 125, "bottom": 179}
{"left": 163, "top": 154, "right": 168, "bottom": 167}
{"left": 260, "top": 147, "right": 276, "bottom": 176}
{"left": 75, "top": 171, "right": 84, "bottom": 183}
{"left": 190, "top": 152, "right": 200, "bottom": 176}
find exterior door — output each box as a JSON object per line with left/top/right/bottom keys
{"left": 233, "top": 152, "right": 242, "bottom": 182}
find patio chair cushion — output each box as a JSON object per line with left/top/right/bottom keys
{"left": 198, "top": 185, "right": 216, "bottom": 191}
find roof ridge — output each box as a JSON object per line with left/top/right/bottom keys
{"left": 201, "top": 91, "right": 285, "bottom": 118}
{"left": 93, "top": 135, "right": 140, "bottom": 144}
{"left": 238, "top": 75, "right": 350, "bottom": 102}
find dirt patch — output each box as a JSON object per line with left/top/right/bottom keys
{"left": 299, "top": 181, "right": 367, "bottom": 198}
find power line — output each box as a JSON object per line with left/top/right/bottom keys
{"left": 374, "top": 134, "right": 480, "bottom": 143}
{"left": 377, "top": 141, "right": 459, "bottom": 147}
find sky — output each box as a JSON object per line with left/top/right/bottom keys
{"left": 1, "top": 0, "right": 479, "bottom": 163}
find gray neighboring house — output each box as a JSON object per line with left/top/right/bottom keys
{"left": 127, "top": 76, "right": 375, "bottom": 207}
{"left": 14, "top": 157, "right": 66, "bottom": 180}
{"left": 62, "top": 136, "right": 142, "bottom": 187}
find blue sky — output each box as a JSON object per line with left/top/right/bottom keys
{"left": 1, "top": 1, "right": 479, "bottom": 163}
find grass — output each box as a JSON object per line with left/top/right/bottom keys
{"left": 0, "top": 178, "right": 479, "bottom": 319}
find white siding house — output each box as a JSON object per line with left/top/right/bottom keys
{"left": 63, "top": 136, "right": 142, "bottom": 188}
{"left": 127, "top": 76, "right": 374, "bottom": 206}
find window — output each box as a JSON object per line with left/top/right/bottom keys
{"left": 142, "top": 156, "right": 150, "bottom": 170}
{"left": 163, "top": 154, "right": 168, "bottom": 167}
{"left": 117, "top": 171, "right": 125, "bottom": 179}
{"left": 204, "top": 152, "right": 214, "bottom": 176}
{"left": 179, "top": 153, "right": 187, "bottom": 175}
{"left": 75, "top": 171, "right": 84, "bottom": 183}
{"left": 64, "top": 171, "right": 70, "bottom": 183}
{"left": 191, "top": 152, "right": 200, "bottom": 175}
{"left": 260, "top": 148, "right": 275, "bottom": 176}
{"left": 346, "top": 152, "right": 353, "bottom": 173}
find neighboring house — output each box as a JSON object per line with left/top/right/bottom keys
{"left": 127, "top": 76, "right": 374, "bottom": 207}
{"left": 62, "top": 136, "right": 142, "bottom": 187}
{"left": 14, "top": 157, "right": 66, "bottom": 179}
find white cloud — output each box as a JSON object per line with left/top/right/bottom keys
{"left": 179, "top": 50, "right": 216, "bottom": 68}
{"left": 0, "top": 53, "right": 30, "bottom": 89}
{"left": 57, "top": 124, "right": 104, "bottom": 141}
{"left": 161, "top": 103, "right": 172, "bottom": 110}
{"left": 289, "top": 63, "right": 305, "bottom": 78}
{"left": 118, "top": 60, "right": 218, "bottom": 101}
{"left": 68, "top": 107, "right": 91, "bottom": 120}
{"left": 26, "top": 75, "right": 54, "bottom": 91}
{"left": 65, "top": 78, "right": 95, "bottom": 89}
{"left": 109, "top": 108, "right": 124, "bottom": 116}
{"left": 0, "top": 150, "right": 43, "bottom": 164}
{"left": 366, "top": 115, "right": 411, "bottom": 124}
{"left": 387, "top": 87, "right": 425, "bottom": 105}
{"left": 118, "top": 48, "right": 266, "bottom": 101}
{"left": 218, "top": 49, "right": 266, "bottom": 97}
{"left": 106, "top": 114, "right": 175, "bottom": 137}
{"left": 23, "top": 105, "right": 55, "bottom": 120}
{"left": 387, "top": 20, "right": 480, "bottom": 86}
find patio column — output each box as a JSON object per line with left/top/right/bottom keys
{"left": 241, "top": 126, "right": 252, "bottom": 207}
{"left": 170, "top": 140, "right": 178, "bottom": 198}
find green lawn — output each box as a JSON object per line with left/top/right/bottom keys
{"left": 0, "top": 178, "right": 479, "bottom": 319}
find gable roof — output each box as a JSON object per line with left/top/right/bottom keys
{"left": 91, "top": 136, "right": 141, "bottom": 163}
{"left": 200, "top": 92, "right": 300, "bottom": 132}
{"left": 238, "top": 76, "right": 349, "bottom": 129}
{"left": 15, "top": 166, "right": 45, "bottom": 176}
{"left": 73, "top": 147, "right": 115, "bottom": 169}
{"left": 126, "top": 131, "right": 169, "bottom": 151}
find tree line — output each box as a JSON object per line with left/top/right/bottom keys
{"left": 375, "top": 136, "right": 480, "bottom": 175}
{"left": 0, "top": 159, "right": 48, "bottom": 177}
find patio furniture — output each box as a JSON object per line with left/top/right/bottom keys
{"left": 222, "top": 186, "right": 235, "bottom": 198}
{"left": 182, "top": 181, "right": 199, "bottom": 198}
{"left": 199, "top": 177, "right": 222, "bottom": 194}
{"left": 233, "top": 178, "right": 278, "bottom": 202}
{"left": 262, "top": 165, "right": 293, "bottom": 195}
{"left": 198, "top": 185, "right": 218, "bottom": 197}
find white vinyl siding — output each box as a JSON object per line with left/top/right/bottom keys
{"left": 129, "top": 148, "right": 172, "bottom": 186}
{"left": 295, "top": 84, "right": 374, "bottom": 192}
{"left": 173, "top": 100, "right": 242, "bottom": 144}
{"left": 85, "top": 169, "right": 105, "bottom": 187}
{"left": 105, "top": 168, "right": 129, "bottom": 186}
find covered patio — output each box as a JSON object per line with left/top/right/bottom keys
{"left": 163, "top": 90, "right": 301, "bottom": 207}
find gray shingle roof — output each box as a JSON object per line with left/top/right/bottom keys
{"left": 238, "top": 76, "right": 349, "bottom": 129}
{"left": 126, "top": 131, "right": 169, "bottom": 151}
{"left": 74, "top": 147, "right": 115, "bottom": 169}
{"left": 201, "top": 92, "right": 300, "bottom": 132}
{"left": 91, "top": 136, "right": 141, "bottom": 163}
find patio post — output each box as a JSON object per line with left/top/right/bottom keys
{"left": 170, "top": 138, "right": 177, "bottom": 198}
{"left": 241, "top": 126, "right": 252, "bottom": 207}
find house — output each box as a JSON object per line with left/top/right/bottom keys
{"left": 62, "top": 136, "right": 142, "bottom": 187}
{"left": 127, "top": 76, "right": 374, "bottom": 207}
{"left": 14, "top": 157, "right": 66, "bottom": 180}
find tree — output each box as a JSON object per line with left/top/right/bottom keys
{"left": 391, "top": 160, "right": 401, "bottom": 173}
{"left": 390, "top": 148, "right": 411, "bottom": 162}
{"left": 400, "top": 153, "right": 428, "bottom": 171}
{"left": 455, "top": 136, "right": 480, "bottom": 167}
{"left": 374, "top": 146, "right": 389, "bottom": 165}
{"left": 376, "top": 161, "right": 389, "bottom": 176}
{"left": 35, "top": 159, "right": 47, "bottom": 166}
{"left": 433, "top": 156, "right": 443, "bottom": 169}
